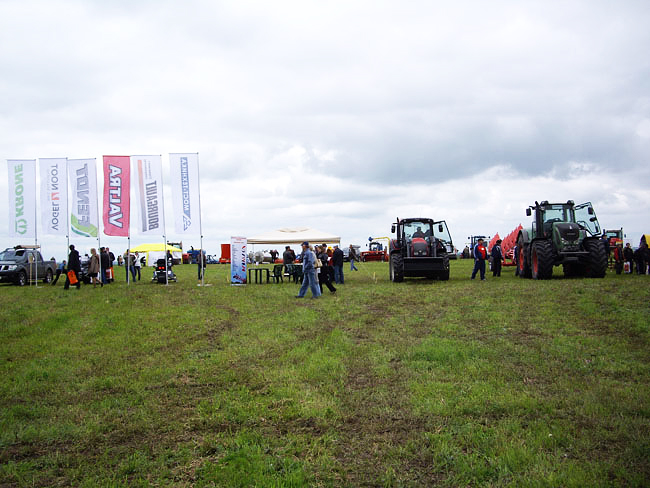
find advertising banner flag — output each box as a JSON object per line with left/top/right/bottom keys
{"left": 39, "top": 158, "right": 68, "bottom": 236}
{"left": 7, "top": 159, "right": 36, "bottom": 238}
{"left": 230, "top": 236, "right": 247, "bottom": 284}
{"left": 102, "top": 156, "right": 130, "bottom": 237}
{"left": 133, "top": 155, "right": 164, "bottom": 235}
{"left": 169, "top": 153, "right": 201, "bottom": 234}
{"left": 68, "top": 158, "right": 99, "bottom": 237}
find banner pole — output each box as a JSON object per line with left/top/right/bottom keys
{"left": 196, "top": 153, "right": 205, "bottom": 287}
{"left": 34, "top": 160, "right": 38, "bottom": 287}
{"left": 95, "top": 158, "right": 102, "bottom": 285}
{"left": 160, "top": 155, "right": 169, "bottom": 285}
{"left": 127, "top": 236, "right": 131, "bottom": 285}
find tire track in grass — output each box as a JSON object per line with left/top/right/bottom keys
{"left": 333, "top": 296, "right": 443, "bottom": 486}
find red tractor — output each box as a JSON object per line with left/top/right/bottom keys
{"left": 389, "top": 218, "right": 453, "bottom": 281}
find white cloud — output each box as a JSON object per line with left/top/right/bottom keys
{"left": 1, "top": 0, "right": 650, "bottom": 258}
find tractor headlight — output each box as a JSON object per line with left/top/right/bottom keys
{"left": 7, "top": 265, "right": 17, "bottom": 271}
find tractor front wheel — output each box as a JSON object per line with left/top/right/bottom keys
{"left": 389, "top": 254, "right": 404, "bottom": 282}
{"left": 584, "top": 239, "right": 607, "bottom": 278}
{"left": 531, "top": 240, "right": 554, "bottom": 279}
{"left": 518, "top": 238, "right": 531, "bottom": 278}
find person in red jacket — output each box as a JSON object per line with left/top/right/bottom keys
{"left": 471, "top": 238, "right": 488, "bottom": 281}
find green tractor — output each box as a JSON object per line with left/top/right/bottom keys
{"left": 517, "top": 200, "right": 607, "bottom": 279}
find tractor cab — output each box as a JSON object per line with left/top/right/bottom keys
{"left": 527, "top": 200, "right": 600, "bottom": 242}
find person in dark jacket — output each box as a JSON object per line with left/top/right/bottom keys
{"left": 471, "top": 238, "right": 487, "bottom": 280}
{"left": 332, "top": 245, "right": 344, "bottom": 284}
{"left": 491, "top": 239, "right": 503, "bottom": 277}
{"left": 613, "top": 243, "right": 624, "bottom": 274}
{"left": 64, "top": 244, "right": 81, "bottom": 290}
{"left": 636, "top": 242, "right": 649, "bottom": 274}
{"left": 316, "top": 245, "right": 336, "bottom": 294}
{"left": 100, "top": 247, "right": 110, "bottom": 284}
{"left": 623, "top": 243, "right": 634, "bottom": 274}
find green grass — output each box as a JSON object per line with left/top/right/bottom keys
{"left": 1, "top": 261, "right": 648, "bottom": 486}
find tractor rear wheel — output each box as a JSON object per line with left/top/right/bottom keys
{"left": 389, "top": 253, "right": 404, "bottom": 282}
{"left": 584, "top": 239, "right": 607, "bottom": 278}
{"left": 517, "top": 238, "right": 531, "bottom": 278}
{"left": 531, "top": 240, "right": 554, "bottom": 279}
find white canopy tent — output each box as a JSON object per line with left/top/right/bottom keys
{"left": 248, "top": 227, "right": 341, "bottom": 245}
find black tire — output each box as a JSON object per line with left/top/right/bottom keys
{"left": 389, "top": 253, "right": 404, "bottom": 282}
{"left": 16, "top": 271, "right": 27, "bottom": 286}
{"left": 43, "top": 269, "right": 53, "bottom": 284}
{"left": 584, "top": 239, "right": 607, "bottom": 278}
{"left": 517, "top": 238, "right": 531, "bottom": 278}
{"left": 438, "top": 256, "right": 450, "bottom": 281}
{"left": 531, "top": 240, "right": 554, "bottom": 279}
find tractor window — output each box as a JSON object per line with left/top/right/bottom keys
{"left": 575, "top": 202, "right": 600, "bottom": 236}
{"left": 403, "top": 221, "right": 431, "bottom": 240}
{"left": 540, "top": 205, "right": 571, "bottom": 224}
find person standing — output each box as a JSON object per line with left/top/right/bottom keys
{"left": 623, "top": 243, "right": 634, "bottom": 274}
{"left": 64, "top": 244, "right": 81, "bottom": 290}
{"left": 601, "top": 234, "right": 611, "bottom": 261}
{"left": 471, "top": 238, "right": 488, "bottom": 281}
{"left": 296, "top": 242, "right": 321, "bottom": 299}
{"left": 107, "top": 247, "right": 115, "bottom": 282}
{"left": 491, "top": 239, "right": 503, "bottom": 277}
{"left": 88, "top": 248, "right": 102, "bottom": 288}
{"left": 332, "top": 245, "right": 344, "bottom": 284}
{"left": 316, "top": 245, "right": 336, "bottom": 294}
{"left": 613, "top": 243, "right": 624, "bottom": 274}
{"left": 282, "top": 245, "right": 294, "bottom": 275}
{"left": 100, "top": 247, "right": 110, "bottom": 284}
{"left": 349, "top": 245, "right": 359, "bottom": 271}
{"left": 634, "top": 244, "right": 646, "bottom": 275}
{"left": 134, "top": 252, "right": 142, "bottom": 281}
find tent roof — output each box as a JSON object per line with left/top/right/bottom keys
{"left": 248, "top": 227, "right": 341, "bottom": 245}
{"left": 129, "top": 243, "right": 183, "bottom": 253}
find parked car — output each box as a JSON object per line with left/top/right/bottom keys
{"left": 0, "top": 245, "right": 56, "bottom": 286}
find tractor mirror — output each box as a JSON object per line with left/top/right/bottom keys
{"left": 391, "top": 225, "right": 395, "bottom": 233}
{"left": 526, "top": 208, "right": 531, "bottom": 216}
{"left": 590, "top": 216, "right": 597, "bottom": 222}
{"left": 438, "top": 224, "right": 444, "bottom": 232}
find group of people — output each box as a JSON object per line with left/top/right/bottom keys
{"left": 292, "top": 242, "right": 359, "bottom": 298}
{"left": 53, "top": 245, "right": 156, "bottom": 290}
{"left": 610, "top": 240, "right": 650, "bottom": 275}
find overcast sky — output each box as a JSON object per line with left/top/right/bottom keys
{"left": 2, "top": 0, "right": 649, "bottom": 259}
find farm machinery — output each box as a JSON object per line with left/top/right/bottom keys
{"left": 361, "top": 237, "right": 389, "bottom": 262}
{"left": 389, "top": 217, "right": 453, "bottom": 281}
{"left": 487, "top": 225, "right": 522, "bottom": 266}
{"left": 517, "top": 200, "right": 607, "bottom": 279}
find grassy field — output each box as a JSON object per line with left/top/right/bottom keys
{"left": 1, "top": 259, "right": 648, "bottom": 487}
